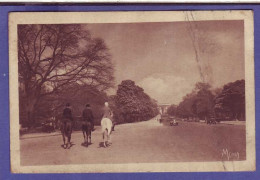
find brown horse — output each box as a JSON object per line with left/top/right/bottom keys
{"left": 82, "top": 121, "right": 92, "bottom": 147}
{"left": 60, "top": 119, "right": 72, "bottom": 149}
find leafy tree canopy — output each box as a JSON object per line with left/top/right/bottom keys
{"left": 113, "top": 80, "right": 158, "bottom": 123}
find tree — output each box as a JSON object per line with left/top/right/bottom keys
{"left": 192, "top": 82, "right": 214, "bottom": 120}
{"left": 28, "top": 83, "right": 109, "bottom": 129}
{"left": 176, "top": 82, "right": 214, "bottom": 120}
{"left": 167, "top": 105, "right": 177, "bottom": 116}
{"left": 176, "top": 91, "right": 197, "bottom": 118}
{"left": 114, "top": 80, "right": 158, "bottom": 123}
{"left": 51, "top": 84, "right": 108, "bottom": 117}
{"left": 18, "top": 24, "right": 114, "bottom": 127}
{"left": 214, "top": 80, "right": 245, "bottom": 120}
{"left": 176, "top": 80, "right": 245, "bottom": 121}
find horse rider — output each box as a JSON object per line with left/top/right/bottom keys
{"left": 82, "top": 104, "right": 94, "bottom": 131}
{"left": 62, "top": 103, "right": 73, "bottom": 125}
{"left": 103, "top": 102, "right": 115, "bottom": 131}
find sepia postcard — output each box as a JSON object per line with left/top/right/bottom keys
{"left": 9, "top": 10, "right": 255, "bottom": 173}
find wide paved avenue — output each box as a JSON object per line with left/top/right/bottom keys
{"left": 20, "top": 119, "right": 246, "bottom": 166}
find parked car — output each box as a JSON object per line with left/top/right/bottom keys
{"left": 170, "top": 119, "right": 178, "bottom": 126}
{"left": 207, "top": 117, "right": 217, "bottom": 125}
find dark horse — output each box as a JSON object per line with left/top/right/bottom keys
{"left": 60, "top": 119, "right": 72, "bottom": 149}
{"left": 82, "top": 121, "right": 92, "bottom": 147}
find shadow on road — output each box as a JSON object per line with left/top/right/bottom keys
{"left": 81, "top": 142, "right": 93, "bottom": 147}
{"left": 98, "top": 142, "right": 112, "bottom": 148}
{"left": 60, "top": 142, "right": 75, "bottom": 149}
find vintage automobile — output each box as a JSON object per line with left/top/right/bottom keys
{"left": 207, "top": 116, "right": 217, "bottom": 125}
{"left": 170, "top": 119, "right": 178, "bottom": 126}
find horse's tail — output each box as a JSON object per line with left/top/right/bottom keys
{"left": 65, "top": 122, "right": 72, "bottom": 137}
{"left": 66, "top": 125, "right": 69, "bottom": 135}
{"left": 101, "top": 118, "right": 112, "bottom": 134}
{"left": 82, "top": 121, "right": 92, "bottom": 136}
{"left": 88, "top": 122, "right": 92, "bottom": 136}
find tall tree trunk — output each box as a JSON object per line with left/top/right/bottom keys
{"left": 25, "top": 95, "right": 38, "bottom": 129}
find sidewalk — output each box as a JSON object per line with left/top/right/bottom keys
{"left": 219, "top": 121, "right": 246, "bottom": 125}
{"left": 20, "top": 131, "right": 62, "bottom": 140}
{"left": 195, "top": 119, "right": 245, "bottom": 126}
{"left": 20, "top": 127, "right": 101, "bottom": 140}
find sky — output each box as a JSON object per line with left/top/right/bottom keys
{"left": 85, "top": 20, "right": 244, "bottom": 105}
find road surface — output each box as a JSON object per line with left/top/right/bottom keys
{"left": 20, "top": 118, "right": 246, "bottom": 166}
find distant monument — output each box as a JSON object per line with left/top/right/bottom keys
{"left": 158, "top": 103, "right": 171, "bottom": 114}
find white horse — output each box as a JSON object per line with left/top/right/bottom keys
{"left": 101, "top": 118, "right": 113, "bottom": 147}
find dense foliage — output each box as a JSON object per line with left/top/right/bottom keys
{"left": 111, "top": 80, "right": 159, "bottom": 123}
{"left": 167, "top": 105, "right": 177, "bottom": 116}
{"left": 214, "top": 80, "right": 245, "bottom": 120}
{"left": 174, "top": 80, "right": 245, "bottom": 121}
{"left": 19, "top": 83, "right": 108, "bottom": 127}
